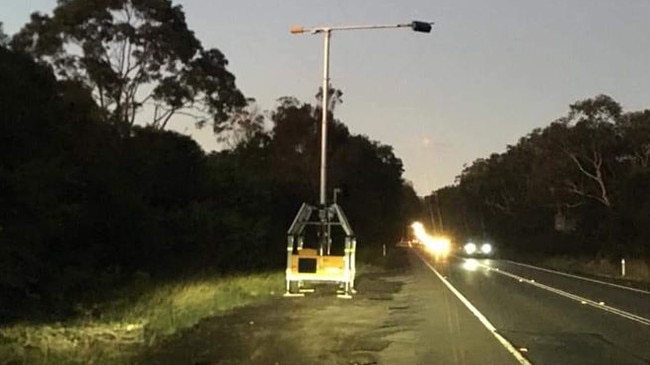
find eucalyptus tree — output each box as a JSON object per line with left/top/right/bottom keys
{"left": 12, "top": 0, "right": 246, "bottom": 129}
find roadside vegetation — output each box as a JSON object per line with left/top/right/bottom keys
{"left": 0, "top": 272, "right": 283, "bottom": 365}
{"left": 431, "top": 95, "right": 650, "bottom": 263}
{"left": 540, "top": 256, "right": 650, "bottom": 283}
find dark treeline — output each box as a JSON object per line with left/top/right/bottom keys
{"left": 0, "top": 3, "right": 420, "bottom": 321}
{"left": 431, "top": 95, "right": 650, "bottom": 259}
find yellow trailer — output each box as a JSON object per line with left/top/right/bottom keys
{"left": 284, "top": 203, "right": 356, "bottom": 298}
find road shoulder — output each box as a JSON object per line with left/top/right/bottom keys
{"left": 140, "top": 248, "right": 522, "bottom": 365}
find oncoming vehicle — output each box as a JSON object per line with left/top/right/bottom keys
{"left": 461, "top": 239, "right": 495, "bottom": 258}
{"left": 410, "top": 222, "right": 451, "bottom": 260}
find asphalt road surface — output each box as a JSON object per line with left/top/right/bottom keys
{"left": 142, "top": 248, "right": 650, "bottom": 365}
{"left": 436, "top": 254, "right": 650, "bottom": 365}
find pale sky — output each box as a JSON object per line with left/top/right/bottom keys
{"left": 2, "top": 1, "right": 650, "bottom": 196}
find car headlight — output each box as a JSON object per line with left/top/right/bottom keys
{"left": 480, "top": 243, "right": 492, "bottom": 254}
{"left": 464, "top": 242, "right": 477, "bottom": 255}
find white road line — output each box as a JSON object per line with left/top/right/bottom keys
{"left": 414, "top": 251, "right": 534, "bottom": 365}
{"left": 478, "top": 261, "right": 650, "bottom": 327}
{"left": 504, "top": 260, "right": 650, "bottom": 295}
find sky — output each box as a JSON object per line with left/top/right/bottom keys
{"left": 2, "top": 0, "right": 650, "bottom": 196}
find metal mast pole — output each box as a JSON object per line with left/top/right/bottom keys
{"left": 290, "top": 21, "right": 433, "bottom": 208}
{"left": 318, "top": 30, "right": 332, "bottom": 255}
{"left": 288, "top": 20, "right": 433, "bottom": 256}
{"left": 320, "top": 29, "right": 331, "bottom": 206}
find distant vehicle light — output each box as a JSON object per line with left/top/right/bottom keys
{"left": 428, "top": 235, "right": 451, "bottom": 257}
{"left": 481, "top": 243, "right": 492, "bottom": 254}
{"left": 410, "top": 221, "right": 450, "bottom": 258}
{"left": 411, "top": 221, "right": 424, "bottom": 231}
{"left": 464, "top": 242, "right": 477, "bottom": 255}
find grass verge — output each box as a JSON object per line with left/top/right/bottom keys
{"left": 539, "top": 256, "right": 650, "bottom": 283}
{"left": 0, "top": 271, "right": 284, "bottom": 365}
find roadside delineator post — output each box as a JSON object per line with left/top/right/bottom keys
{"left": 621, "top": 258, "right": 626, "bottom": 277}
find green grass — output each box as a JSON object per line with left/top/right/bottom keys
{"left": 355, "top": 244, "right": 391, "bottom": 269}
{"left": 0, "top": 271, "right": 284, "bottom": 365}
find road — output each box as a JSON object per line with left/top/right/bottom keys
{"left": 433, "top": 254, "right": 650, "bottom": 365}
{"left": 141, "top": 248, "right": 650, "bottom": 365}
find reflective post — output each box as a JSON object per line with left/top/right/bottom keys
{"left": 621, "top": 258, "right": 626, "bottom": 277}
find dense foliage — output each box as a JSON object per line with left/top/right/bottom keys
{"left": 432, "top": 95, "right": 650, "bottom": 258}
{"left": 0, "top": 44, "right": 419, "bottom": 321}
{"left": 10, "top": 0, "right": 246, "bottom": 130}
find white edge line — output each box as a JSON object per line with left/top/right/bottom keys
{"left": 481, "top": 262, "right": 650, "bottom": 326}
{"left": 414, "top": 250, "right": 533, "bottom": 365}
{"left": 506, "top": 260, "right": 650, "bottom": 295}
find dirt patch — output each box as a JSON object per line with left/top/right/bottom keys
{"left": 139, "top": 250, "right": 410, "bottom": 365}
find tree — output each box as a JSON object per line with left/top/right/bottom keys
{"left": 0, "top": 46, "right": 108, "bottom": 319}
{"left": 618, "top": 110, "right": 650, "bottom": 171}
{"left": 269, "top": 97, "right": 321, "bottom": 198}
{"left": 331, "top": 135, "right": 406, "bottom": 245}
{"left": 558, "top": 95, "right": 622, "bottom": 208}
{"left": 315, "top": 86, "right": 344, "bottom": 113}
{"left": 215, "top": 99, "right": 268, "bottom": 148}
{"left": 11, "top": 0, "right": 246, "bottom": 129}
{"left": 1, "top": 45, "right": 223, "bottom": 320}
{"left": 435, "top": 95, "right": 650, "bottom": 257}
{"left": 0, "top": 22, "right": 8, "bottom": 47}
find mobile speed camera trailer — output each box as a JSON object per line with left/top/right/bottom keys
{"left": 285, "top": 20, "right": 432, "bottom": 298}
{"left": 284, "top": 202, "right": 357, "bottom": 298}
